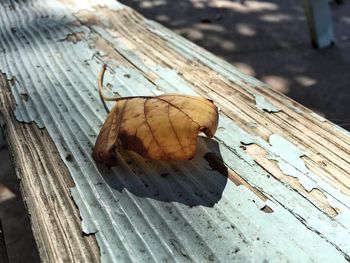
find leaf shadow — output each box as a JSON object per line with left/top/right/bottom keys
{"left": 99, "top": 136, "right": 228, "bottom": 208}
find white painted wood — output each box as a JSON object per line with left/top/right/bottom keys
{"left": 0, "top": 0, "right": 349, "bottom": 262}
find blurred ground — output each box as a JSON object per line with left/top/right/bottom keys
{"left": 0, "top": 135, "right": 40, "bottom": 262}
{"left": 119, "top": 0, "right": 350, "bottom": 130}
{"left": 0, "top": 0, "right": 349, "bottom": 262}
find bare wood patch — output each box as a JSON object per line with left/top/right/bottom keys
{"left": 61, "top": 31, "right": 85, "bottom": 44}
{"left": 244, "top": 143, "right": 339, "bottom": 218}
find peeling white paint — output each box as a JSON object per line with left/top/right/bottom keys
{"left": 327, "top": 194, "right": 350, "bottom": 229}
{"left": 268, "top": 134, "right": 350, "bottom": 229}
{"left": 253, "top": 94, "right": 280, "bottom": 113}
{"left": 268, "top": 134, "right": 317, "bottom": 191}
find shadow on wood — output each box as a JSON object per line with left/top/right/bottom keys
{"left": 98, "top": 137, "right": 228, "bottom": 207}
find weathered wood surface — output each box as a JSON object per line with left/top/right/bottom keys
{"left": 0, "top": 0, "right": 349, "bottom": 262}
{"left": 0, "top": 74, "right": 100, "bottom": 262}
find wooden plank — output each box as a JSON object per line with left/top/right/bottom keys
{"left": 303, "top": 0, "right": 335, "bottom": 48}
{"left": 0, "top": 0, "right": 349, "bottom": 262}
{"left": 0, "top": 73, "right": 100, "bottom": 262}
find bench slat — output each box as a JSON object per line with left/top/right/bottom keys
{"left": 0, "top": 0, "right": 349, "bottom": 262}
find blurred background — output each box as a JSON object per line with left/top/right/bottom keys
{"left": 1, "top": 0, "right": 349, "bottom": 262}
{"left": 118, "top": 0, "right": 350, "bottom": 130}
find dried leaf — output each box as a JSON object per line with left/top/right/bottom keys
{"left": 92, "top": 65, "right": 218, "bottom": 166}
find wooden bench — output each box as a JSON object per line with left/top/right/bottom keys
{"left": 0, "top": 0, "right": 349, "bottom": 262}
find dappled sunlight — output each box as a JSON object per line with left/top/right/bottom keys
{"left": 262, "top": 76, "right": 290, "bottom": 94}
{"left": 178, "top": 26, "right": 235, "bottom": 50}
{"left": 155, "top": 14, "right": 170, "bottom": 22}
{"left": 206, "top": 35, "right": 236, "bottom": 50}
{"left": 192, "top": 0, "right": 207, "bottom": 9}
{"left": 295, "top": 76, "right": 317, "bottom": 88}
{"left": 209, "top": 0, "right": 278, "bottom": 13}
{"left": 195, "top": 23, "right": 225, "bottom": 33}
{"left": 232, "top": 62, "right": 256, "bottom": 76}
{"left": 178, "top": 28, "right": 204, "bottom": 41}
{"left": 236, "top": 23, "right": 256, "bottom": 36}
{"left": 260, "top": 13, "right": 292, "bottom": 22}
{"left": 0, "top": 184, "right": 16, "bottom": 203}
{"left": 140, "top": 0, "right": 166, "bottom": 9}
{"left": 118, "top": 0, "right": 350, "bottom": 129}
{"left": 341, "top": 16, "right": 350, "bottom": 24}
{"left": 340, "top": 35, "right": 350, "bottom": 42}
{"left": 219, "top": 39, "right": 235, "bottom": 51}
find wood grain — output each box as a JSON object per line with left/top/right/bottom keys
{"left": 77, "top": 5, "right": 350, "bottom": 218}
{"left": 0, "top": 73, "right": 100, "bottom": 262}
{"left": 0, "top": 0, "right": 349, "bottom": 261}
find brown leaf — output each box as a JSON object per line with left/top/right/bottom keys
{"left": 92, "top": 94, "right": 218, "bottom": 166}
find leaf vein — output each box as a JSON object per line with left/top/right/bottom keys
{"left": 157, "top": 97, "right": 202, "bottom": 128}
{"left": 144, "top": 98, "right": 169, "bottom": 158}
{"left": 168, "top": 103, "right": 186, "bottom": 156}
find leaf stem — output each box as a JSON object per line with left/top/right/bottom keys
{"left": 99, "top": 64, "right": 120, "bottom": 102}
{"left": 98, "top": 64, "right": 179, "bottom": 112}
{"left": 98, "top": 64, "right": 111, "bottom": 113}
{"left": 98, "top": 64, "right": 144, "bottom": 113}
